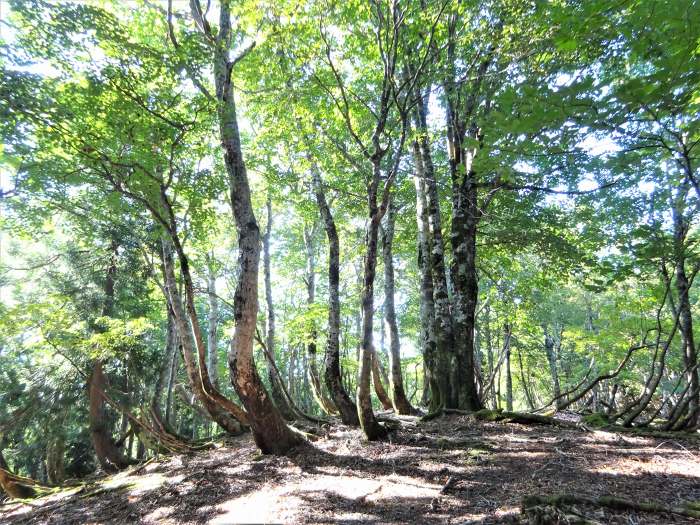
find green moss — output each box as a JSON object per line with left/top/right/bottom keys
{"left": 473, "top": 408, "right": 504, "bottom": 422}
{"left": 582, "top": 413, "right": 611, "bottom": 427}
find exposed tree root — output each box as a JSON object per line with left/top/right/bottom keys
{"left": 522, "top": 494, "right": 700, "bottom": 521}
{"left": 0, "top": 468, "right": 47, "bottom": 500}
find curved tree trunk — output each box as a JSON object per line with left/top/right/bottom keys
{"left": 381, "top": 202, "right": 416, "bottom": 414}
{"left": 212, "top": 2, "right": 302, "bottom": 454}
{"left": 311, "top": 167, "right": 360, "bottom": 425}
{"left": 371, "top": 348, "right": 394, "bottom": 411}
{"left": 161, "top": 239, "right": 246, "bottom": 435}
{"left": 263, "top": 193, "right": 295, "bottom": 420}
{"left": 89, "top": 361, "right": 134, "bottom": 472}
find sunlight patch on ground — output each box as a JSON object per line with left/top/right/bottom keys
{"left": 212, "top": 473, "right": 443, "bottom": 524}
{"left": 589, "top": 453, "right": 700, "bottom": 477}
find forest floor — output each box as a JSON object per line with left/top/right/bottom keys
{"left": 1, "top": 413, "right": 699, "bottom": 524}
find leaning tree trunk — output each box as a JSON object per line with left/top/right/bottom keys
{"left": 675, "top": 255, "right": 699, "bottom": 427}
{"left": 263, "top": 193, "right": 295, "bottom": 420}
{"left": 161, "top": 239, "right": 245, "bottom": 435}
{"left": 213, "top": 2, "right": 302, "bottom": 454}
{"left": 371, "top": 347, "right": 394, "bottom": 411}
{"left": 303, "top": 223, "right": 338, "bottom": 415}
{"left": 381, "top": 200, "right": 417, "bottom": 414}
{"left": 311, "top": 167, "right": 360, "bottom": 425}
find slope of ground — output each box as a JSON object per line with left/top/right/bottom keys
{"left": 1, "top": 415, "right": 698, "bottom": 524}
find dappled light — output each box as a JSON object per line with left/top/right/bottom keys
{"left": 1, "top": 0, "right": 700, "bottom": 523}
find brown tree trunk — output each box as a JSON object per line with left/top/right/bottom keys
{"left": 357, "top": 165, "right": 389, "bottom": 440}
{"left": 46, "top": 434, "right": 65, "bottom": 485}
{"left": 161, "top": 239, "right": 246, "bottom": 435}
{"left": 89, "top": 361, "right": 133, "bottom": 472}
{"left": 381, "top": 201, "right": 417, "bottom": 414}
{"left": 89, "top": 242, "right": 133, "bottom": 472}
{"left": 311, "top": 167, "right": 360, "bottom": 425}
{"left": 211, "top": 3, "right": 302, "bottom": 454}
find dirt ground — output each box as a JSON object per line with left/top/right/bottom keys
{"left": 2, "top": 414, "right": 699, "bottom": 524}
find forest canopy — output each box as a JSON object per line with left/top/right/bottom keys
{"left": 0, "top": 0, "right": 698, "bottom": 509}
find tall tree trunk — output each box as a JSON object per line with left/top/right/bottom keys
{"left": 303, "top": 223, "right": 337, "bottom": 415}
{"left": 89, "top": 242, "right": 132, "bottom": 472}
{"left": 381, "top": 200, "right": 417, "bottom": 414}
{"left": 671, "top": 188, "right": 698, "bottom": 427}
{"left": 206, "top": 257, "right": 220, "bottom": 390}
{"left": 165, "top": 335, "right": 179, "bottom": 428}
{"left": 504, "top": 323, "right": 513, "bottom": 412}
{"left": 211, "top": 3, "right": 302, "bottom": 454}
{"left": 89, "top": 361, "right": 133, "bottom": 472}
{"left": 263, "top": 193, "right": 295, "bottom": 420}
{"left": 311, "top": 167, "right": 360, "bottom": 425}
{"left": 412, "top": 150, "right": 439, "bottom": 409}
{"left": 412, "top": 90, "right": 454, "bottom": 410}
{"left": 371, "top": 348, "right": 394, "bottom": 411}
{"left": 544, "top": 327, "right": 562, "bottom": 409}
{"left": 357, "top": 164, "right": 389, "bottom": 440}
{"left": 449, "top": 186, "right": 483, "bottom": 410}
{"left": 152, "top": 307, "right": 177, "bottom": 422}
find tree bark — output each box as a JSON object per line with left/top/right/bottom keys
{"left": 357, "top": 164, "right": 389, "bottom": 440}
{"left": 371, "top": 347, "right": 394, "bottom": 411}
{"left": 89, "top": 242, "right": 133, "bottom": 473}
{"left": 412, "top": 90, "right": 454, "bottom": 410}
{"left": 504, "top": 323, "right": 513, "bottom": 412}
{"left": 311, "top": 167, "right": 360, "bottom": 425}
{"left": 89, "top": 361, "right": 134, "bottom": 472}
{"left": 303, "top": 223, "right": 337, "bottom": 415}
{"left": 381, "top": 200, "right": 417, "bottom": 414}
{"left": 211, "top": 2, "right": 302, "bottom": 454}
{"left": 206, "top": 257, "right": 220, "bottom": 390}
{"left": 412, "top": 149, "right": 439, "bottom": 410}
{"left": 672, "top": 191, "right": 700, "bottom": 427}
{"left": 263, "top": 193, "right": 295, "bottom": 420}
{"left": 543, "top": 327, "right": 562, "bottom": 410}
{"left": 152, "top": 307, "right": 177, "bottom": 422}
{"left": 161, "top": 238, "right": 246, "bottom": 435}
